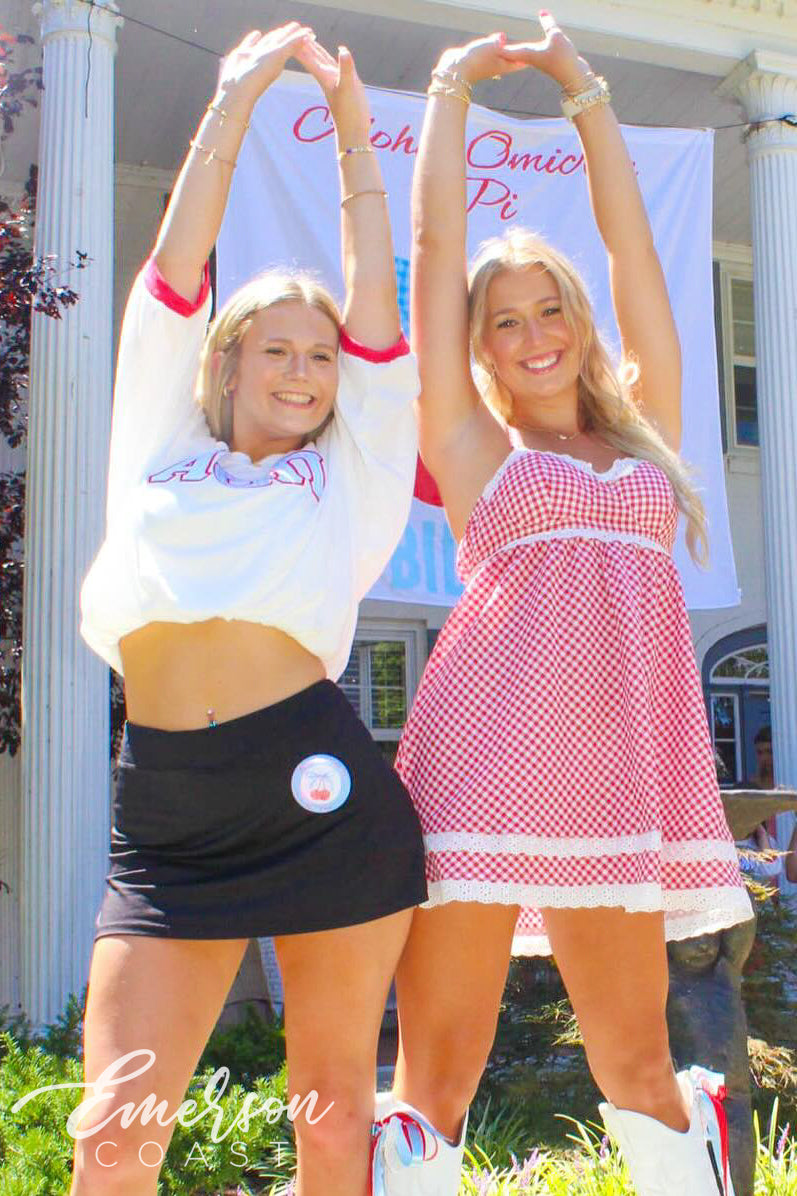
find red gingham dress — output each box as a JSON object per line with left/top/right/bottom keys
{"left": 395, "top": 447, "right": 753, "bottom": 955}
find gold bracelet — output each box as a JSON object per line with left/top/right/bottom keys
{"left": 560, "top": 76, "right": 611, "bottom": 121}
{"left": 431, "top": 66, "right": 473, "bottom": 100}
{"left": 427, "top": 83, "right": 471, "bottom": 105}
{"left": 340, "top": 188, "right": 388, "bottom": 206}
{"left": 206, "top": 102, "right": 250, "bottom": 130}
{"left": 338, "top": 145, "right": 375, "bottom": 161}
{"left": 189, "top": 138, "right": 237, "bottom": 168}
{"left": 560, "top": 71, "right": 597, "bottom": 97}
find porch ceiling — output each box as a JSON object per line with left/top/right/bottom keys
{"left": 0, "top": 0, "right": 758, "bottom": 245}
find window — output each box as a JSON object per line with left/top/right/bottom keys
{"left": 710, "top": 692, "right": 741, "bottom": 784}
{"left": 717, "top": 263, "right": 757, "bottom": 450}
{"left": 711, "top": 646, "right": 768, "bottom": 684}
{"left": 338, "top": 622, "right": 426, "bottom": 760}
{"left": 704, "top": 636, "right": 770, "bottom": 785}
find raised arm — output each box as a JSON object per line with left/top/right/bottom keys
{"left": 410, "top": 53, "right": 477, "bottom": 455}
{"left": 296, "top": 41, "right": 400, "bottom": 349}
{"left": 153, "top": 24, "right": 312, "bottom": 302}
{"left": 502, "top": 11, "right": 682, "bottom": 449}
{"left": 410, "top": 36, "right": 525, "bottom": 497}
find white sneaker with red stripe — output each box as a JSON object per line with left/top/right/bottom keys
{"left": 371, "top": 1095, "right": 468, "bottom": 1196}
{"left": 599, "top": 1067, "right": 734, "bottom": 1196}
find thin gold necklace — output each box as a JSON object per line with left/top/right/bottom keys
{"left": 513, "top": 421, "right": 581, "bottom": 443}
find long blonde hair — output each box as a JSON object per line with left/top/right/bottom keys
{"left": 468, "top": 230, "right": 708, "bottom": 564}
{"left": 195, "top": 271, "right": 342, "bottom": 444}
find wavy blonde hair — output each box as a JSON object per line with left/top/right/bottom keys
{"left": 468, "top": 230, "right": 708, "bottom": 564}
{"left": 195, "top": 271, "right": 342, "bottom": 444}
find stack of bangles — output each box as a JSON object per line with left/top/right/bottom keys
{"left": 426, "top": 64, "right": 611, "bottom": 122}
{"left": 428, "top": 66, "right": 472, "bottom": 105}
{"left": 559, "top": 71, "right": 611, "bottom": 120}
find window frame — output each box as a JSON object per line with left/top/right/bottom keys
{"left": 716, "top": 255, "right": 757, "bottom": 457}
{"left": 340, "top": 619, "right": 427, "bottom": 742}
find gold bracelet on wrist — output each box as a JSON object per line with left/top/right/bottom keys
{"left": 431, "top": 66, "right": 473, "bottom": 100}
{"left": 206, "top": 102, "right": 250, "bottom": 130}
{"left": 560, "top": 76, "right": 611, "bottom": 121}
{"left": 426, "top": 84, "right": 469, "bottom": 105}
{"left": 340, "top": 188, "right": 388, "bottom": 206}
{"left": 189, "top": 138, "right": 237, "bottom": 168}
{"left": 338, "top": 145, "right": 375, "bottom": 162}
{"left": 560, "top": 71, "right": 597, "bottom": 97}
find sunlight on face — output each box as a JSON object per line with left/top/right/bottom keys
{"left": 482, "top": 267, "right": 580, "bottom": 411}
{"left": 230, "top": 301, "right": 340, "bottom": 459}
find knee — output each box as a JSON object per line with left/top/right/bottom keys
{"left": 72, "top": 1134, "right": 163, "bottom": 1195}
{"left": 402, "top": 1026, "right": 492, "bottom": 1126}
{"left": 587, "top": 1036, "right": 674, "bottom": 1105}
{"left": 291, "top": 1086, "right": 371, "bottom": 1165}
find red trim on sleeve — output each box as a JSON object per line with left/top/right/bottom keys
{"left": 339, "top": 327, "right": 410, "bottom": 363}
{"left": 414, "top": 455, "right": 444, "bottom": 506}
{"left": 143, "top": 258, "right": 211, "bottom": 317}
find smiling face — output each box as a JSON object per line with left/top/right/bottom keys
{"left": 480, "top": 265, "right": 581, "bottom": 418}
{"left": 229, "top": 300, "right": 340, "bottom": 459}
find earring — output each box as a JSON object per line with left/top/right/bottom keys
{"left": 221, "top": 386, "right": 234, "bottom": 444}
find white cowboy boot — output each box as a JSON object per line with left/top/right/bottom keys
{"left": 372, "top": 1095, "right": 468, "bottom": 1196}
{"left": 599, "top": 1067, "right": 734, "bottom": 1196}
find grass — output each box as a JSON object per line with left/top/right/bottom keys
{"left": 453, "top": 1104, "right": 797, "bottom": 1195}
{"left": 263, "top": 1107, "right": 797, "bottom": 1195}
{"left": 3, "top": 975, "right": 797, "bottom": 1195}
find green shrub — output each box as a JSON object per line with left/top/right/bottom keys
{"left": 197, "top": 1008, "right": 285, "bottom": 1089}
{"left": 0, "top": 1035, "right": 79, "bottom": 1194}
{"left": 0, "top": 1015, "right": 293, "bottom": 1195}
{"left": 481, "top": 958, "right": 598, "bottom": 1146}
{"left": 2, "top": 987, "right": 797, "bottom": 1194}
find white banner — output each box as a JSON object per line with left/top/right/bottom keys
{"left": 218, "top": 71, "right": 738, "bottom": 610}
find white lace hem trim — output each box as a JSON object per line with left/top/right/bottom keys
{"left": 421, "top": 881, "right": 754, "bottom": 955}
{"left": 465, "top": 525, "right": 668, "bottom": 587}
{"left": 424, "top": 832, "right": 739, "bottom": 864}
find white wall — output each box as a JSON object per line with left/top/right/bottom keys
{"left": 113, "top": 165, "right": 173, "bottom": 338}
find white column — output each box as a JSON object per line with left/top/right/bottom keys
{"left": 22, "top": 0, "right": 122, "bottom": 1024}
{"left": 720, "top": 52, "right": 797, "bottom": 789}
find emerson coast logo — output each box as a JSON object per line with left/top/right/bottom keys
{"left": 12, "top": 1049, "right": 333, "bottom": 1170}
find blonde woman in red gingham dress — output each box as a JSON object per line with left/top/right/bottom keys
{"left": 371, "top": 12, "right": 753, "bottom": 1196}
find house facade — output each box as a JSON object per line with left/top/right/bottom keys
{"left": 0, "top": 0, "right": 795, "bottom": 1023}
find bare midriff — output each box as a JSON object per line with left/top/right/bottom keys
{"left": 120, "top": 619, "right": 326, "bottom": 731}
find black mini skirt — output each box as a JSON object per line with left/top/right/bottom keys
{"left": 96, "top": 680, "right": 428, "bottom": 939}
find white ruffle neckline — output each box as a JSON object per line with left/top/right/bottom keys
{"left": 481, "top": 446, "right": 643, "bottom": 504}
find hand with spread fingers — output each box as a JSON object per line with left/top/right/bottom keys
{"left": 217, "top": 23, "right": 315, "bottom": 104}
{"left": 295, "top": 38, "right": 371, "bottom": 143}
{"left": 435, "top": 10, "right": 591, "bottom": 92}
{"left": 434, "top": 30, "right": 525, "bottom": 87}
{"left": 498, "top": 10, "right": 592, "bottom": 89}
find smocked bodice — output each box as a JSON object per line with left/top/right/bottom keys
{"left": 457, "top": 448, "right": 679, "bottom": 584}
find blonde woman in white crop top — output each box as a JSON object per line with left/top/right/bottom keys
{"left": 72, "top": 25, "right": 427, "bottom": 1196}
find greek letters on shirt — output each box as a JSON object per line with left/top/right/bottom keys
{"left": 147, "top": 448, "right": 327, "bottom": 502}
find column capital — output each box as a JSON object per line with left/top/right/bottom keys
{"left": 718, "top": 50, "right": 797, "bottom": 153}
{"left": 32, "top": 0, "right": 123, "bottom": 50}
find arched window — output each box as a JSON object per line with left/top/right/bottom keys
{"left": 703, "top": 628, "right": 769, "bottom": 785}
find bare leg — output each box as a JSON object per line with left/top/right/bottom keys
{"left": 542, "top": 907, "right": 689, "bottom": 1129}
{"left": 275, "top": 907, "right": 413, "bottom": 1196}
{"left": 70, "top": 935, "right": 248, "bottom": 1196}
{"left": 393, "top": 902, "right": 519, "bottom": 1139}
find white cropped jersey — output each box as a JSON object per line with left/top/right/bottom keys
{"left": 80, "top": 260, "right": 419, "bottom": 678}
